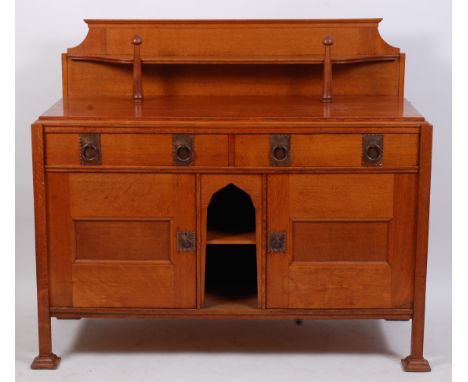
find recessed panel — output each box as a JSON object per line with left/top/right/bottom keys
{"left": 288, "top": 262, "right": 392, "bottom": 308}
{"left": 72, "top": 262, "right": 176, "bottom": 308}
{"left": 289, "top": 174, "right": 394, "bottom": 219}
{"left": 292, "top": 221, "right": 389, "bottom": 262}
{"left": 69, "top": 173, "right": 175, "bottom": 217}
{"left": 75, "top": 220, "right": 171, "bottom": 261}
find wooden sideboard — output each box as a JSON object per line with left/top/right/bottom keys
{"left": 30, "top": 19, "right": 432, "bottom": 372}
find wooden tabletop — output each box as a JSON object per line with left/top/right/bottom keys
{"left": 39, "top": 95, "right": 424, "bottom": 123}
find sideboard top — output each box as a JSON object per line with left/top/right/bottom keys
{"left": 39, "top": 95, "right": 424, "bottom": 123}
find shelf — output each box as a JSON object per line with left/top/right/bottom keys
{"left": 204, "top": 292, "right": 258, "bottom": 310}
{"left": 206, "top": 230, "right": 256, "bottom": 245}
{"left": 69, "top": 54, "right": 399, "bottom": 65}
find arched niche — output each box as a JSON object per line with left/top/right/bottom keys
{"left": 207, "top": 183, "right": 255, "bottom": 234}
{"left": 204, "top": 183, "right": 257, "bottom": 308}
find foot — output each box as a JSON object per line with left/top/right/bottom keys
{"left": 401, "top": 356, "right": 431, "bottom": 372}
{"left": 31, "top": 353, "right": 61, "bottom": 370}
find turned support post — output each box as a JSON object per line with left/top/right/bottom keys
{"left": 132, "top": 35, "right": 143, "bottom": 102}
{"left": 321, "top": 36, "right": 333, "bottom": 103}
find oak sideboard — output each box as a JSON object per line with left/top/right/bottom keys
{"left": 30, "top": 19, "right": 432, "bottom": 372}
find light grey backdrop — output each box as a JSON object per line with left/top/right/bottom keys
{"left": 16, "top": 1, "right": 451, "bottom": 381}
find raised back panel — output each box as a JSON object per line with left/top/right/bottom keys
{"left": 64, "top": 19, "right": 404, "bottom": 97}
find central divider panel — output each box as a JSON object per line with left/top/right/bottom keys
{"left": 204, "top": 184, "right": 257, "bottom": 308}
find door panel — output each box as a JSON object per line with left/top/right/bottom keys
{"left": 72, "top": 262, "right": 175, "bottom": 308}
{"left": 292, "top": 220, "right": 389, "bottom": 262}
{"left": 74, "top": 219, "right": 171, "bottom": 261}
{"left": 288, "top": 174, "right": 394, "bottom": 218}
{"left": 266, "top": 174, "right": 416, "bottom": 309}
{"left": 288, "top": 263, "right": 391, "bottom": 308}
{"left": 47, "top": 173, "right": 196, "bottom": 308}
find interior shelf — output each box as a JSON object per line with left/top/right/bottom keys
{"left": 204, "top": 292, "right": 258, "bottom": 310}
{"left": 207, "top": 230, "right": 256, "bottom": 245}
{"left": 204, "top": 244, "right": 258, "bottom": 309}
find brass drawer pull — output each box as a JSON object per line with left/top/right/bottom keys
{"left": 173, "top": 135, "right": 194, "bottom": 166}
{"left": 270, "top": 135, "right": 291, "bottom": 166}
{"left": 80, "top": 134, "right": 101, "bottom": 165}
{"left": 362, "top": 134, "right": 384, "bottom": 166}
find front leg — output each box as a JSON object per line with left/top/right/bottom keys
{"left": 31, "top": 318, "right": 61, "bottom": 369}
{"left": 31, "top": 124, "right": 61, "bottom": 369}
{"left": 401, "top": 316, "right": 430, "bottom": 372}
{"left": 401, "top": 123, "right": 432, "bottom": 372}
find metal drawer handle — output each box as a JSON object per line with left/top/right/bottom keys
{"left": 365, "top": 144, "right": 383, "bottom": 162}
{"left": 80, "top": 133, "right": 101, "bottom": 165}
{"left": 270, "top": 135, "right": 291, "bottom": 166}
{"left": 272, "top": 145, "right": 289, "bottom": 162}
{"left": 173, "top": 135, "right": 194, "bottom": 166}
{"left": 175, "top": 144, "right": 193, "bottom": 163}
{"left": 362, "top": 134, "right": 384, "bottom": 166}
{"left": 82, "top": 143, "right": 99, "bottom": 162}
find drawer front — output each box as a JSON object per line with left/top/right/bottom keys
{"left": 45, "top": 133, "right": 229, "bottom": 167}
{"left": 235, "top": 134, "right": 419, "bottom": 167}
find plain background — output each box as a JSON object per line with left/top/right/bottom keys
{"left": 15, "top": 1, "right": 451, "bottom": 381}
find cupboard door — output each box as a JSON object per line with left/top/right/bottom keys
{"left": 47, "top": 173, "right": 196, "bottom": 308}
{"left": 266, "top": 174, "right": 417, "bottom": 309}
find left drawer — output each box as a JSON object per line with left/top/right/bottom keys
{"left": 45, "top": 133, "right": 229, "bottom": 167}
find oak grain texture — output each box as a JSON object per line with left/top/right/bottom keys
{"left": 40, "top": 96, "right": 423, "bottom": 122}
{"left": 31, "top": 124, "right": 61, "bottom": 369}
{"left": 287, "top": 262, "right": 392, "bottom": 309}
{"left": 45, "top": 133, "right": 229, "bottom": 167}
{"left": 48, "top": 173, "right": 197, "bottom": 309}
{"left": 74, "top": 219, "right": 171, "bottom": 261}
{"left": 235, "top": 133, "right": 418, "bottom": 168}
{"left": 267, "top": 174, "right": 396, "bottom": 309}
{"left": 46, "top": 173, "right": 73, "bottom": 306}
{"left": 292, "top": 220, "right": 389, "bottom": 262}
{"left": 72, "top": 262, "right": 175, "bottom": 308}
{"left": 401, "top": 123, "right": 433, "bottom": 371}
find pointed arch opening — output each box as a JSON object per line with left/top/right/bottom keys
{"left": 204, "top": 183, "right": 257, "bottom": 308}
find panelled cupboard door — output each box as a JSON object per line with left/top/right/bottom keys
{"left": 47, "top": 173, "right": 196, "bottom": 309}
{"left": 266, "top": 174, "right": 417, "bottom": 309}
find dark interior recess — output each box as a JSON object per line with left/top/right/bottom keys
{"left": 207, "top": 183, "right": 255, "bottom": 234}
{"left": 205, "top": 184, "right": 258, "bottom": 308}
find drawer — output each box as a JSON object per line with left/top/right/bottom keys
{"left": 234, "top": 134, "right": 419, "bottom": 167}
{"left": 45, "top": 133, "right": 229, "bottom": 167}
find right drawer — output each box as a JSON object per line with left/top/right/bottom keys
{"left": 234, "top": 134, "right": 419, "bottom": 167}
